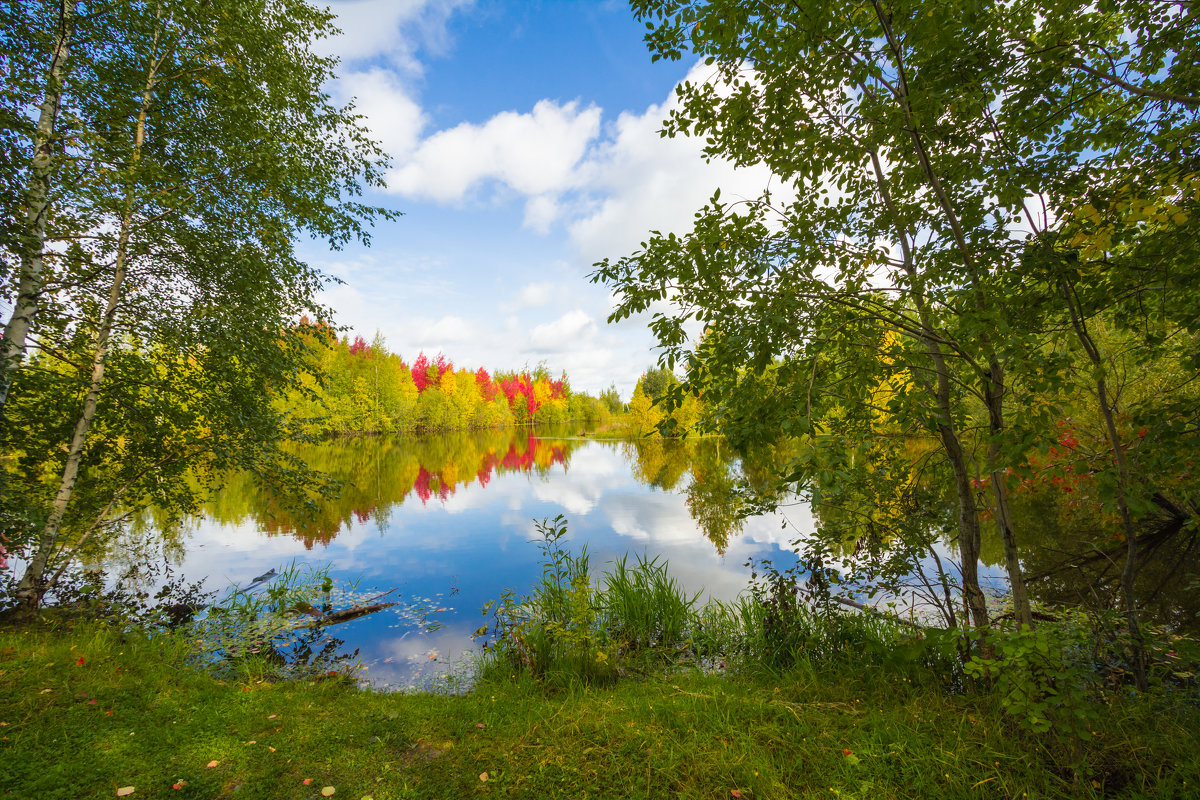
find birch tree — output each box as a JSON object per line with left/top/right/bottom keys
{"left": 0, "top": 0, "right": 77, "bottom": 413}
{"left": 4, "top": 0, "right": 393, "bottom": 609}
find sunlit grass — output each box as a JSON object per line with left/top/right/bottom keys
{"left": 2, "top": 618, "right": 1198, "bottom": 799}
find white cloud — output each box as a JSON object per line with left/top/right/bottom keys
{"left": 523, "top": 194, "right": 560, "bottom": 233}
{"left": 365, "top": 57, "right": 787, "bottom": 266}
{"left": 567, "top": 61, "right": 789, "bottom": 263}
{"left": 416, "top": 315, "right": 475, "bottom": 346}
{"left": 515, "top": 282, "right": 554, "bottom": 308}
{"left": 320, "top": 0, "right": 472, "bottom": 71}
{"left": 528, "top": 309, "right": 598, "bottom": 353}
{"left": 333, "top": 68, "right": 427, "bottom": 162}
{"left": 388, "top": 100, "right": 602, "bottom": 203}
{"left": 501, "top": 280, "right": 580, "bottom": 313}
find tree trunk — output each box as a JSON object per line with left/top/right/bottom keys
{"left": 985, "top": 369, "right": 1034, "bottom": 628}
{"left": 1061, "top": 280, "right": 1147, "bottom": 690}
{"left": 871, "top": 0, "right": 1030, "bottom": 632}
{"left": 14, "top": 16, "right": 164, "bottom": 610}
{"left": 0, "top": 1, "right": 74, "bottom": 415}
{"left": 865, "top": 150, "right": 990, "bottom": 637}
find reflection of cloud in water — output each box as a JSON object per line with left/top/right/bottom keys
{"left": 594, "top": 490, "right": 803, "bottom": 604}
{"left": 177, "top": 518, "right": 322, "bottom": 589}
{"left": 364, "top": 623, "right": 479, "bottom": 690}
{"left": 531, "top": 481, "right": 598, "bottom": 515}
{"left": 529, "top": 446, "right": 630, "bottom": 517}
{"left": 155, "top": 437, "right": 816, "bottom": 687}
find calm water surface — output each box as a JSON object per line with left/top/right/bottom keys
{"left": 140, "top": 427, "right": 807, "bottom": 689}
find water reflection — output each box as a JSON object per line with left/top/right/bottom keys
{"left": 115, "top": 425, "right": 1192, "bottom": 692}
{"left": 151, "top": 428, "right": 804, "bottom": 689}
{"left": 202, "top": 428, "right": 578, "bottom": 549}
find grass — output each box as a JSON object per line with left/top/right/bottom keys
{"left": 474, "top": 520, "right": 962, "bottom": 688}
{"left": 2, "top": 617, "right": 1199, "bottom": 799}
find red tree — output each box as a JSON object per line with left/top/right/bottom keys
{"left": 412, "top": 352, "right": 431, "bottom": 392}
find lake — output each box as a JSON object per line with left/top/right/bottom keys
{"left": 118, "top": 427, "right": 811, "bottom": 689}
{"left": 94, "top": 422, "right": 1192, "bottom": 690}
{"left": 88, "top": 422, "right": 1193, "bottom": 688}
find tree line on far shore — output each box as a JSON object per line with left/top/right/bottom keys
{"left": 282, "top": 325, "right": 616, "bottom": 436}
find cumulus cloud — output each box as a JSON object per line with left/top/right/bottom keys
{"left": 528, "top": 309, "right": 598, "bottom": 353}
{"left": 388, "top": 100, "right": 602, "bottom": 204}
{"left": 332, "top": 68, "right": 427, "bottom": 162}
{"left": 320, "top": 0, "right": 472, "bottom": 71}
{"left": 567, "top": 61, "right": 789, "bottom": 263}
{"left": 366, "top": 56, "right": 787, "bottom": 261}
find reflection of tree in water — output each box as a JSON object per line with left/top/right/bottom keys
{"left": 665, "top": 427, "right": 1199, "bottom": 632}
{"left": 199, "top": 426, "right": 583, "bottom": 548}
{"left": 797, "top": 439, "right": 1199, "bottom": 633}
{"left": 619, "top": 437, "right": 764, "bottom": 554}
{"left": 1013, "top": 489, "right": 1200, "bottom": 633}
{"left": 684, "top": 440, "right": 747, "bottom": 554}
{"left": 621, "top": 438, "right": 693, "bottom": 491}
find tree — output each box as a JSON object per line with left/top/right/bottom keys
{"left": 639, "top": 365, "right": 676, "bottom": 403}
{"left": 0, "top": 0, "right": 75, "bottom": 414}
{"left": 627, "top": 378, "right": 664, "bottom": 436}
{"left": 600, "top": 384, "right": 624, "bottom": 414}
{"left": 596, "top": 0, "right": 1198, "bottom": 653}
{"left": 3, "top": 0, "right": 393, "bottom": 609}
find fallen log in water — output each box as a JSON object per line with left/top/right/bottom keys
{"left": 294, "top": 602, "right": 398, "bottom": 629}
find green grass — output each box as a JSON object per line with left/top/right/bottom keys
{"left": 474, "top": 524, "right": 962, "bottom": 690}
{"left": 2, "top": 618, "right": 1199, "bottom": 799}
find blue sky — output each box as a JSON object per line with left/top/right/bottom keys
{"left": 310, "top": 0, "right": 781, "bottom": 397}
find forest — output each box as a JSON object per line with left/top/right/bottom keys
{"left": 280, "top": 325, "right": 614, "bottom": 435}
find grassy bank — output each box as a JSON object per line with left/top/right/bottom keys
{"left": 2, "top": 617, "right": 1198, "bottom": 800}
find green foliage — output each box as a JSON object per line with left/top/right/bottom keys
{"left": 966, "top": 613, "right": 1200, "bottom": 740}
{"left": 277, "top": 334, "right": 608, "bottom": 436}
{"left": 477, "top": 516, "right": 714, "bottom": 685}
{"left": 602, "top": 553, "right": 701, "bottom": 654}
{"left": 965, "top": 620, "right": 1099, "bottom": 739}
{"left": 639, "top": 366, "right": 675, "bottom": 403}
{"left": 599, "top": 384, "right": 624, "bottom": 414}
{"left": 1, "top": 0, "right": 394, "bottom": 606}
{"left": 596, "top": 0, "right": 1200, "bottom": 651}
{"left": 625, "top": 382, "right": 663, "bottom": 436}
{"left": 475, "top": 515, "right": 965, "bottom": 686}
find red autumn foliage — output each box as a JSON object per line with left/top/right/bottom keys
{"left": 496, "top": 375, "right": 542, "bottom": 414}
{"left": 414, "top": 465, "right": 433, "bottom": 504}
{"left": 412, "top": 352, "right": 432, "bottom": 392}
{"left": 411, "top": 352, "right": 454, "bottom": 392}
{"left": 475, "top": 367, "right": 498, "bottom": 401}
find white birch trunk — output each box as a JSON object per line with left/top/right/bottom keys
{"left": 0, "top": 1, "right": 74, "bottom": 414}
